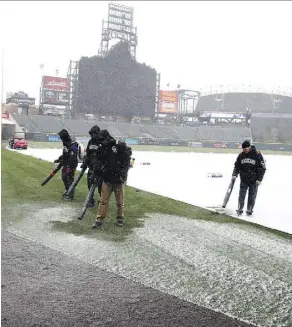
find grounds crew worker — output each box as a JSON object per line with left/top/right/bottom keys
{"left": 92, "top": 135, "right": 131, "bottom": 229}
{"left": 54, "top": 129, "right": 79, "bottom": 200}
{"left": 80, "top": 125, "right": 102, "bottom": 207}
{"left": 232, "top": 140, "right": 266, "bottom": 216}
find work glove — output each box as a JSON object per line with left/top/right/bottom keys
{"left": 231, "top": 176, "right": 237, "bottom": 181}
{"left": 54, "top": 159, "right": 59, "bottom": 163}
{"left": 256, "top": 180, "right": 261, "bottom": 185}
{"left": 65, "top": 167, "right": 72, "bottom": 174}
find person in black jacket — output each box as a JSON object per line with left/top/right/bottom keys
{"left": 54, "top": 129, "right": 79, "bottom": 200}
{"left": 80, "top": 125, "right": 101, "bottom": 207}
{"left": 232, "top": 140, "right": 266, "bottom": 216}
{"left": 92, "top": 137, "right": 132, "bottom": 229}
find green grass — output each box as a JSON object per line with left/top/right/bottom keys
{"left": 1, "top": 148, "right": 291, "bottom": 241}
{"left": 13, "top": 141, "right": 292, "bottom": 155}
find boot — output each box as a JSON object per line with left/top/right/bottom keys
{"left": 246, "top": 207, "right": 253, "bottom": 216}
{"left": 246, "top": 203, "right": 254, "bottom": 216}
{"left": 236, "top": 209, "right": 243, "bottom": 216}
{"left": 62, "top": 193, "right": 74, "bottom": 201}
{"left": 62, "top": 189, "right": 74, "bottom": 200}
{"left": 236, "top": 202, "right": 244, "bottom": 216}
{"left": 115, "top": 217, "right": 124, "bottom": 227}
{"left": 92, "top": 218, "right": 104, "bottom": 229}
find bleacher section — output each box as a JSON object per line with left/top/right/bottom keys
{"left": 196, "top": 94, "right": 222, "bottom": 112}
{"left": 114, "top": 122, "right": 143, "bottom": 138}
{"left": 62, "top": 119, "right": 92, "bottom": 135}
{"left": 274, "top": 95, "right": 292, "bottom": 114}
{"left": 222, "top": 93, "right": 247, "bottom": 112}
{"left": 96, "top": 121, "right": 128, "bottom": 138}
{"left": 11, "top": 114, "right": 253, "bottom": 143}
{"left": 139, "top": 124, "right": 170, "bottom": 139}
{"left": 251, "top": 115, "right": 292, "bottom": 142}
{"left": 246, "top": 93, "right": 273, "bottom": 113}
{"left": 29, "top": 115, "right": 65, "bottom": 133}
{"left": 157, "top": 125, "right": 186, "bottom": 140}
{"left": 12, "top": 113, "right": 42, "bottom": 133}
{"left": 223, "top": 126, "right": 251, "bottom": 142}
{"left": 197, "top": 92, "right": 280, "bottom": 113}
{"left": 195, "top": 126, "right": 250, "bottom": 142}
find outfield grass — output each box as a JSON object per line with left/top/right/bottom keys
{"left": 1, "top": 148, "right": 291, "bottom": 240}
{"left": 14, "top": 141, "right": 292, "bottom": 155}
{"left": 1, "top": 148, "right": 213, "bottom": 238}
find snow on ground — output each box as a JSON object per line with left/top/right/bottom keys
{"left": 8, "top": 146, "right": 292, "bottom": 235}
{"left": 5, "top": 208, "right": 292, "bottom": 327}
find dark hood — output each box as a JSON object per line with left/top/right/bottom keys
{"left": 89, "top": 125, "right": 100, "bottom": 139}
{"left": 98, "top": 129, "right": 116, "bottom": 147}
{"left": 58, "top": 129, "right": 71, "bottom": 144}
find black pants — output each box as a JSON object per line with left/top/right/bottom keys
{"left": 87, "top": 169, "right": 103, "bottom": 201}
{"left": 238, "top": 181, "right": 258, "bottom": 211}
{"left": 61, "top": 166, "right": 76, "bottom": 194}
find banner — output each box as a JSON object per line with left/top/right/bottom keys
{"left": 6, "top": 96, "right": 35, "bottom": 105}
{"left": 125, "top": 138, "right": 139, "bottom": 145}
{"left": 42, "top": 90, "right": 70, "bottom": 105}
{"left": 47, "top": 134, "right": 61, "bottom": 142}
{"left": 159, "top": 90, "right": 178, "bottom": 113}
{"left": 43, "top": 76, "right": 70, "bottom": 92}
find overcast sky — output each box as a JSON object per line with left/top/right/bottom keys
{"left": 1, "top": 0, "right": 292, "bottom": 103}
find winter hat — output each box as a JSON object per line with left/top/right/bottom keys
{"left": 242, "top": 140, "right": 251, "bottom": 148}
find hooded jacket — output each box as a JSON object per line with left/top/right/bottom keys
{"left": 232, "top": 147, "right": 266, "bottom": 183}
{"left": 55, "top": 129, "right": 79, "bottom": 169}
{"left": 82, "top": 125, "right": 101, "bottom": 170}
{"left": 97, "top": 139, "right": 131, "bottom": 184}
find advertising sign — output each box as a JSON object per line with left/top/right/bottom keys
{"left": 6, "top": 96, "right": 35, "bottom": 105}
{"left": 159, "top": 90, "right": 178, "bottom": 113}
{"left": 125, "top": 138, "right": 139, "bottom": 145}
{"left": 42, "top": 76, "right": 70, "bottom": 92}
{"left": 42, "top": 90, "right": 70, "bottom": 105}
{"left": 47, "top": 134, "right": 61, "bottom": 142}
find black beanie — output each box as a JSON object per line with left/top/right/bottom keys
{"left": 242, "top": 140, "right": 251, "bottom": 148}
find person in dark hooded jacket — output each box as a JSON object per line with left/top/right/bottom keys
{"left": 232, "top": 140, "right": 266, "bottom": 216}
{"left": 92, "top": 137, "right": 132, "bottom": 229}
{"left": 54, "top": 129, "right": 79, "bottom": 199}
{"left": 80, "top": 125, "right": 101, "bottom": 207}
